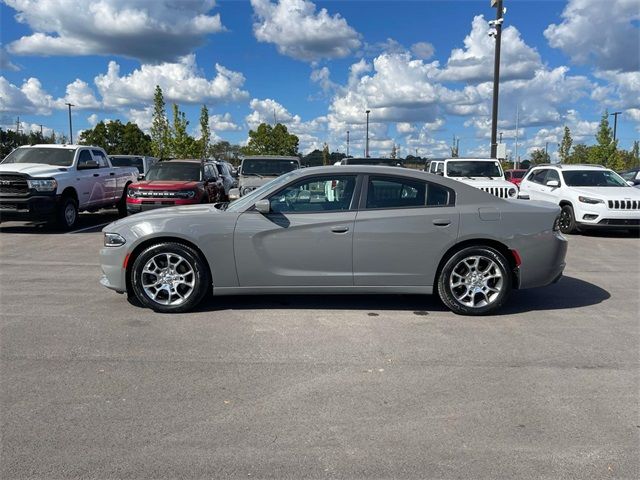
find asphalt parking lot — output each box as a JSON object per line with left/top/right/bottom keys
{"left": 1, "top": 215, "right": 638, "bottom": 479}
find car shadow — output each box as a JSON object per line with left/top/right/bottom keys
{"left": 0, "top": 211, "right": 120, "bottom": 234}
{"left": 195, "top": 275, "right": 609, "bottom": 315}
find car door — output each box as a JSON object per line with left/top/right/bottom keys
{"left": 75, "top": 149, "right": 100, "bottom": 207}
{"left": 204, "top": 164, "right": 223, "bottom": 201}
{"left": 353, "top": 175, "right": 459, "bottom": 287}
{"left": 234, "top": 174, "right": 359, "bottom": 286}
{"left": 92, "top": 149, "right": 116, "bottom": 203}
{"left": 535, "top": 169, "right": 562, "bottom": 204}
{"left": 520, "top": 168, "right": 547, "bottom": 200}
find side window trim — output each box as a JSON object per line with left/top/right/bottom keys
{"left": 359, "top": 174, "right": 455, "bottom": 211}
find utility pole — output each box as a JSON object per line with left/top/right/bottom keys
{"left": 346, "top": 130, "right": 350, "bottom": 157}
{"left": 499, "top": 132, "right": 503, "bottom": 143}
{"left": 39, "top": 124, "right": 43, "bottom": 137}
{"left": 273, "top": 109, "right": 277, "bottom": 126}
{"left": 365, "top": 110, "right": 371, "bottom": 158}
{"left": 610, "top": 111, "right": 622, "bottom": 143}
{"left": 15, "top": 116, "right": 21, "bottom": 135}
{"left": 489, "top": 0, "right": 504, "bottom": 159}
{"left": 514, "top": 104, "right": 519, "bottom": 169}
{"left": 65, "top": 102, "right": 75, "bottom": 143}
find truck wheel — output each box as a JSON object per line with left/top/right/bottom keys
{"left": 117, "top": 186, "right": 129, "bottom": 217}
{"left": 56, "top": 197, "right": 78, "bottom": 230}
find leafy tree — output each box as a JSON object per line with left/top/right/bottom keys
{"left": 170, "top": 103, "right": 199, "bottom": 158}
{"left": 210, "top": 140, "right": 242, "bottom": 164}
{"left": 558, "top": 126, "right": 572, "bottom": 164}
{"left": 587, "top": 111, "right": 617, "bottom": 167}
{"left": 302, "top": 149, "right": 323, "bottom": 167}
{"left": 632, "top": 141, "right": 639, "bottom": 166}
{"left": 121, "top": 122, "right": 152, "bottom": 155}
{"left": 529, "top": 148, "right": 550, "bottom": 164}
{"left": 390, "top": 144, "right": 397, "bottom": 159}
{"left": 322, "top": 143, "right": 330, "bottom": 165}
{"left": 199, "top": 104, "right": 210, "bottom": 159}
{"left": 150, "top": 85, "right": 170, "bottom": 159}
{"left": 242, "top": 123, "right": 299, "bottom": 156}
{"left": 568, "top": 143, "right": 591, "bottom": 164}
{"left": 78, "top": 120, "right": 151, "bottom": 155}
{"left": 0, "top": 127, "right": 54, "bottom": 158}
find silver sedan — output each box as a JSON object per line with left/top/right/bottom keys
{"left": 100, "top": 166, "right": 568, "bottom": 315}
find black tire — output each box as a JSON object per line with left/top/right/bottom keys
{"left": 558, "top": 204, "right": 578, "bottom": 234}
{"left": 117, "top": 184, "right": 130, "bottom": 217}
{"left": 437, "top": 246, "right": 512, "bottom": 316}
{"left": 56, "top": 196, "right": 78, "bottom": 230}
{"left": 130, "top": 242, "right": 210, "bottom": 313}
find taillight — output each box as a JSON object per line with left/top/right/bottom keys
{"left": 510, "top": 249, "right": 522, "bottom": 267}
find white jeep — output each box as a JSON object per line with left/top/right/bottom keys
{"left": 519, "top": 164, "right": 640, "bottom": 233}
{"left": 0, "top": 144, "right": 138, "bottom": 229}
{"left": 426, "top": 158, "right": 518, "bottom": 199}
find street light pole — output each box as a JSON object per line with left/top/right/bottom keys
{"left": 65, "top": 102, "right": 75, "bottom": 143}
{"left": 346, "top": 130, "right": 350, "bottom": 157}
{"left": 489, "top": 0, "right": 504, "bottom": 159}
{"left": 610, "top": 111, "right": 622, "bottom": 143}
{"left": 365, "top": 110, "right": 371, "bottom": 158}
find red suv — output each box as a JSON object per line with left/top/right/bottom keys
{"left": 126, "top": 159, "right": 224, "bottom": 214}
{"left": 504, "top": 169, "right": 527, "bottom": 187}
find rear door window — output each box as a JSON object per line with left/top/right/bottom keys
{"left": 365, "top": 176, "right": 453, "bottom": 209}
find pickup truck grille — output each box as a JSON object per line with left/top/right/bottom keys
{"left": 479, "top": 186, "right": 511, "bottom": 199}
{"left": 607, "top": 200, "right": 639, "bottom": 210}
{"left": 0, "top": 175, "right": 29, "bottom": 195}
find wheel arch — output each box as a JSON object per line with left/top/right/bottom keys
{"left": 60, "top": 186, "right": 78, "bottom": 202}
{"left": 559, "top": 199, "right": 573, "bottom": 208}
{"left": 434, "top": 238, "right": 520, "bottom": 290}
{"left": 125, "top": 236, "right": 213, "bottom": 294}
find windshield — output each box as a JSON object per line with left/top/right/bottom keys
{"left": 241, "top": 159, "right": 299, "bottom": 176}
{"left": 447, "top": 161, "right": 502, "bottom": 178}
{"left": 1, "top": 147, "right": 75, "bottom": 167}
{"left": 562, "top": 170, "right": 629, "bottom": 187}
{"left": 111, "top": 156, "right": 144, "bottom": 173}
{"left": 145, "top": 162, "right": 201, "bottom": 181}
{"left": 227, "top": 171, "right": 298, "bottom": 212}
{"left": 511, "top": 170, "right": 526, "bottom": 179}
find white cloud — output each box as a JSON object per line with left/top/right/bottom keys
{"left": 59, "top": 79, "right": 101, "bottom": 110}
{"left": 439, "top": 15, "right": 542, "bottom": 83}
{"left": 210, "top": 112, "right": 241, "bottom": 132}
{"left": 94, "top": 54, "right": 249, "bottom": 108}
{"left": 87, "top": 113, "right": 98, "bottom": 127}
{"left": 0, "top": 76, "right": 56, "bottom": 115}
{"left": 410, "top": 42, "right": 435, "bottom": 60}
{"left": 0, "top": 46, "right": 19, "bottom": 71}
{"left": 250, "top": 0, "right": 361, "bottom": 61}
{"left": 127, "top": 106, "right": 154, "bottom": 132}
{"left": 5, "top": 0, "right": 225, "bottom": 63}
{"left": 544, "top": 0, "right": 640, "bottom": 73}
{"left": 396, "top": 122, "right": 416, "bottom": 134}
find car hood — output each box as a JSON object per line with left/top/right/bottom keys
{"left": 571, "top": 186, "right": 640, "bottom": 199}
{"left": 131, "top": 180, "right": 201, "bottom": 189}
{"left": 104, "top": 203, "right": 223, "bottom": 232}
{"left": 0, "top": 162, "right": 70, "bottom": 177}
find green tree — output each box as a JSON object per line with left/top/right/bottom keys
{"left": 199, "top": 105, "right": 210, "bottom": 159}
{"left": 322, "top": 143, "right": 330, "bottom": 165}
{"left": 150, "top": 85, "right": 170, "bottom": 159}
{"left": 170, "top": 103, "right": 199, "bottom": 158}
{"left": 529, "top": 148, "right": 550, "bottom": 164}
{"left": 587, "top": 111, "right": 617, "bottom": 167}
{"left": 302, "top": 149, "right": 323, "bottom": 167}
{"left": 242, "top": 123, "right": 299, "bottom": 156}
{"left": 121, "top": 122, "right": 152, "bottom": 155}
{"left": 79, "top": 121, "right": 108, "bottom": 150}
{"left": 558, "top": 126, "right": 572, "bottom": 164}
{"left": 632, "top": 141, "right": 639, "bottom": 167}
{"left": 568, "top": 143, "right": 591, "bottom": 164}
{"left": 390, "top": 144, "right": 397, "bottom": 159}
{"left": 79, "top": 120, "right": 151, "bottom": 155}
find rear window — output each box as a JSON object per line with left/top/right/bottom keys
{"left": 111, "top": 156, "right": 144, "bottom": 173}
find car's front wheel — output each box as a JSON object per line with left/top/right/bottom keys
{"left": 558, "top": 204, "right": 578, "bottom": 234}
{"left": 130, "top": 242, "right": 210, "bottom": 313}
{"left": 437, "top": 246, "right": 512, "bottom": 316}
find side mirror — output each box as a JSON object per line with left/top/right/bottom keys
{"left": 137, "top": 174, "right": 145, "bottom": 181}
{"left": 228, "top": 188, "right": 240, "bottom": 201}
{"left": 546, "top": 180, "right": 560, "bottom": 188}
{"left": 255, "top": 199, "right": 270, "bottom": 214}
{"left": 77, "top": 160, "right": 99, "bottom": 170}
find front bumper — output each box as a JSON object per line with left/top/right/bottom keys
{"left": 575, "top": 205, "right": 639, "bottom": 229}
{"left": 127, "top": 200, "right": 198, "bottom": 214}
{"left": 577, "top": 218, "right": 639, "bottom": 230}
{"left": 0, "top": 194, "right": 59, "bottom": 221}
{"left": 99, "top": 245, "right": 128, "bottom": 293}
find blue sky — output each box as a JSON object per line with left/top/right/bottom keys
{"left": 1, "top": 0, "right": 638, "bottom": 159}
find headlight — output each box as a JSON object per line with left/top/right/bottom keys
{"left": 27, "top": 178, "right": 57, "bottom": 192}
{"left": 104, "top": 232, "right": 126, "bottom": 247}
{"left": 508, "top": 188, "right": 517, "bottom": 197}
{"left": 127, "top": 188, "right": 139, "bottom": 198}
{"left": 578, "top": 196, "right": 604, "bottom": 204}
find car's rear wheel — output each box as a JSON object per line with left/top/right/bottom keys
{"left": 437, "top": 246, "right": 512, "bottom": 316}
{"left": 130, "top": 242, "right": 210, "bottom": 313}
{"left": 558, "top": 204, "right": 578, "bottom": 234}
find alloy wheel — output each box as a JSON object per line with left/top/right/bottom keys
{"left": 141, "top": 252, "right": 196, "bottom": 306}
{"left": 449, "top": 255, "right": 504, "bottom": 308}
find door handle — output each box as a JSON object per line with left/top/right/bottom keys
{"left": 432, "top": 218, "right": 451, "bottom": 227}
{"left": 109, "top": 172, "right": 115, "bottom": 176}
{"left": 330, "top": 225, "right": 349, "bottom": 233}
{"left": 93, "top": 173, "right": 100, "bottom": 177}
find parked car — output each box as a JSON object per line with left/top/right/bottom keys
{"left": 619, "top": 168, "right": 640, "bottom": 187}
{"left": 213, "top": 160, "right": 237, "bottom": 199}
{"left": 0, "top": 144, "right": 138, "bottom": 229}
{"left": 504, "top": 169, "right": 527, "bottom": 187}
{"left": 109, "top": 155, "right": 159, "bottom": 175}
{"left": 426, "top": 158, "right": 518, "bottom": 199}
{"left": 339, "top": 157, "right": 403, "bottom": 167}
{"left": 230, "top": 155, "right": 300, "bottom": 200}
{"left": 126, "top": 159, "right": 225, "bottom": 215}
{"left": 100, "top": 165, "right": 567, "bottom": 316}
{"left": 519, "top": 164, "right": 640, "bottom": 233}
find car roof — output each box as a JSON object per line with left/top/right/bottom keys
{"left": 531, "top": 164, "right": 608, "bottom": 171}
{"left": 20, "top": 144, "right": 99, "bottom": 150}
{"left": 242, "top": 155, "right": 300, "bottom": 160}
{"left": 160, "top": 159, "right": 206, "bottom": 164}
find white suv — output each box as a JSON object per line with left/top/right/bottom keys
{"left": 519, "top": 164, "right": 640, "bottom": 233}
{"left": 426, "top": 158, "right": 518, "bottom": 199}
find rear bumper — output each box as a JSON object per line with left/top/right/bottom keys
{"left": 0, "top": 194, "right": 59, "bottom": 220}
{"left": 518, "top": 231, "right": 568, "bottom": 289}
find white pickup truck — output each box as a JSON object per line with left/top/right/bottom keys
{"left": 0, "top": 144, "right": 138, "bottom": 229}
